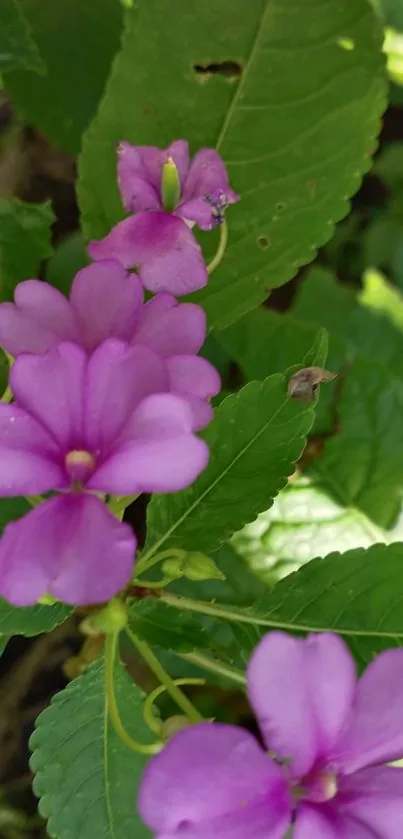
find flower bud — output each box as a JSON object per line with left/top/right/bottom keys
{"left": 161, "top": 715, "right": 191, "bottom": 740}
{"left": 183, "top": 552, "right": 225, "bottom": 582}
{"left": 161, "top": 557, "right": 184, "bottom": 580}
{"left": 161, "top": 157, "right": 181, "bottom": 212}
{"left": 81, "top": 598, "right": 128, "bottom": 636}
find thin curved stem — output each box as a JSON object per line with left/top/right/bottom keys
{"left": 125, "top": 627, "right": 203, "bottom": 724}
{"left": 132, "top": 577, "right": 173, "bottom": 590}
{"left": 104, "top": 632, "right": 162, "bottom": 755}
{"left": 207, "top": 219, "right": 228, "bottom": 275}
{"left": 143, "top": 678, "right": 205, "bottom": 735}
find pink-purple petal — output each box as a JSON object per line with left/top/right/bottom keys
{"left": 247, "top": 632, "right": 356, "bottom": 778}
{"left": 0, "top": 494, "right": 136, "bottom": 606}
{"left": 134, "top": 294, "right": 206, "bottom": 356}
{"left": 167, "top": 355, "right": 221, "bottom": 399}
{"left": 117, "top": 142, "right": 163, "bottom": 212}
{"left": 138, "top": 722, "right": 291, "bottom": 839}
{"left": 70, "top": 260, "right": 143, "bottom": 351}
{"left": 331, "top": 648, "right": 403, "bottom": 773}
{"left": 336, "top": 765, "right": 403, "bottom": 839}
{"left": 10, "top": 343, "right": 86, "bottom": 451}
{"left": 89, "top": 393, "right": 209, "bottom": 494}
{"left": 0, "top": 404, "right": 66, "bottom": 494}
{"left": 0, "top": 280, "right": 78, "bottom": 356}
{"left": 88, "top": 213, "right": 207, "bottom": 296}
{"left": 84, "top": 341, "right": 168, "bottom": 453}
{"left": 293, "top": 804, "right": 340, "bottom": 839}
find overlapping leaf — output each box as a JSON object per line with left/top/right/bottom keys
{"left": 0, "top": 199, "right": 54, "bottom": 301}
{"left": 0, "top": 0, "right": 44, "bottom": 73}
{"left": 5, "top": 0, "right": 123, "bottom": 153}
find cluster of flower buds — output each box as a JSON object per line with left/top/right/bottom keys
{"left": 0, "top": 141, "right": 239, "bottom": 606}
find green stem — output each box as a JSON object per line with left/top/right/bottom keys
{"left": 1, "top": 384, "right": 12, "bottom": 403}
{"left": 125, "top": 627, "right": 203, "bottom": 724}
{"left": 207, "top": 219, "right": 228, "bottom": 275}
{"left": 104, "top": 632, "right": 161, "bottom": 755}
{"left": 132, "top": 577, "right": 173, "bottom": 589}
{"left": 178, "top": 651, "right": 246, "bottom": 687}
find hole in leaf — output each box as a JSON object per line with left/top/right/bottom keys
{"left": 193, "top": 61, "right": 243, "bottom": 81}
{"left": 257, "top": 235, "right": 270, "bottom": 249}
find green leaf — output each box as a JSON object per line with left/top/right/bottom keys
{"left": 30, "top": 658, "right": 151, "bottom": 839}
{"left": 293, "top": 266, "right": 403, "bottom": 379}
{"left": 129, "top": 599, "right": 210, "bottom": 653}
{"left": 45, "top": 231, "right": 89, "bottom": 296}
{"left": 142, "top": 365, "right": 321, "bottom": 561}
{"left": 252, "top": 543, "right": 403, "bottom": 658}
{"left": 0, "top": 599, "right": 70, "bottom": 636}
{"left": 0, "top": 0, "right": 44, "bottom": 73}
{"left": 162, "top": 542, "right": 403, "bottom": 665}
{"left": 0, "top": 199, "right": 54, "bottom": 300}
{"left": 4, "top": 0, "right": 123, "bottom": 154}
{"left": 78, "top": 0, "right": 386, "bottom": 328}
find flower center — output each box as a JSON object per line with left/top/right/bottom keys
{"left": 65, "top": 449, "right": 95, "bottom": 485}
{"left": 304, "top": 769, "right": 338, "bottom": 803}
{"left": 161, "top": 156, "right": 181, "bottom": 212}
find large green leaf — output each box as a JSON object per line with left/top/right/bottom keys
{"left": 142, "top": 361, "right": 322, "bottom": 562}
{"left": 162, "top": 542, "right": 403, "bottom": 665}
{"left": 5, "top": 0, "right": 123, "bottom": 154}
{"left": 30, "top": 658, "right": 151, "bottom": 839}
{"left": 0, "top": 0, "right": 44, "bottom": 73}
{"left": 78, "top": 0, "right": 386, "bottom": 328}
{"left": 0, "top": 199, "right": 54, "bottom": 301}
{"left": 0, "top": 599, "right": 70, "bottom": 636}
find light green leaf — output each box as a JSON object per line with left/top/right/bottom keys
{"left": 30, "top": 658, "right": 151, "bottom": 839}
{"left": 5, "top": 0, "right": 123, "bottom": 154}
{"left": 0, "top": 0, "right": 44, "bottom": 73}
{"left": 142, "top": 362, "right": 322, "bottom": 562}
{"left": 0, "top": 599, "right": 70, "bottom": 636}
{"left": 78, "top": 0, "right": 386, "bottom": 328}
{"left": 232, "top": 475, "right": 402, "bottom": 582}
{"left": 0, "top": 199, "right": 54, "bottom": 300}
{"left": 358, "top": 266, "right": 403, "bottom": 330}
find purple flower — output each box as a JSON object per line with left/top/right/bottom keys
{"left": 88, "top": 140, "right": 239, "bottom": 296}
{"left": 138, "top": 631, "right": 403, "bottom": 839}
{"left": 0, "top": 261, "right": 220, "bottom": 430}
{"left": 0, "top": 340, "right": 208, "bottom": 606}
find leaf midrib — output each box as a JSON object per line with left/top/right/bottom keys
{"left": 142, "top": 380, "right": 312, "bottom": 561}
